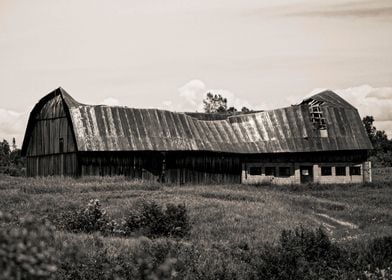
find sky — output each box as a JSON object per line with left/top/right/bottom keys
{"left": 1, "top": 0, "right": 392, "bottom": 145}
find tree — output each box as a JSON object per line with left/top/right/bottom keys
{"left": 362, "top": 116, "right": 392, "bottom": 167}
{"left": 241, "top": 107, "right": 250, "bottom": 113}
{"left": 202, "top": 93, "right": 252, "bottom": 114}
{"left": 362, "top": 116, "right": 376, "bottom": 143}
{"left": 0, "top": 139, "right": 11, "bottom": 168}
{"left": 0, "top": 138, "right": 25, "bottom": 175}
{"left": 203, "top": 92, "right": 228, "bottom": 113}
{"left": 12, "top": 137, "right": 16, "bottom": 151}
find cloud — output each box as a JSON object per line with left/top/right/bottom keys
{"left": 162, "top": 100, "right": 173, "bottom": 108}
{"left": 306, "top": 85, "right": 392, "bottom": 137}
{"left": 287, "top": 1, "right": 392, "bottom": 18}
{"left": 0, "top": 108, "right": 27, "bottom": 146}
{"left": 177, "top": 79, "right": 206, "bottom": 110}
{"left": 334, "top": 85, "right": 392, "bottom": 122}
{"left": 100, "top": 97, "right": 120, "bottom": 106}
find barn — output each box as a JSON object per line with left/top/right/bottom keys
{"left": 21, "top": 87, "right": 373, "bottom": 184}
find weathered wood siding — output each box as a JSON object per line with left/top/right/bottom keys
{"left": 78, "top": 152, "right": 241, "bottom": 184}
{"left": 25, "top": 94, "right": 78, "bottom": 176}
{"left": 26, "top": 153, "right": 78, "bottom": 177}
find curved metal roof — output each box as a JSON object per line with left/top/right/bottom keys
{"left": 22, "top": 87, "right": 372, "bottom": 155}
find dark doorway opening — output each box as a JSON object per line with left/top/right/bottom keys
{"left": 300, "top": 166, "right": 313, "bottom": 183}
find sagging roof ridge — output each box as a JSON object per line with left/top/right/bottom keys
{"left": 58, "top": 87, "right": 355, "bottom": 124}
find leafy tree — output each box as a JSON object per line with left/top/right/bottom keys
{"left": 0, "top": 138, "right": 25, "bottom": 175}
{"left": 363, "top": 116, "right": 377, "bottom": 143}
{"left": 227, "top": 107, "right": 237, "bottom": 114}
{"left": 203, "top": 93, "right": 252, "bottom": 114}
{"left": 241, "top": 106, "right": 250, "bottom": 113}
{"left": 362, "top": 116, "right": 392, "bottom": 167}
{"left": 12, "top": 137, "right": 16, "bottom": 151}
{"left": 0, "top": 139, "right": 11, "bottom": 167}
{"left": 203, "top": 92, "right": 228, "bottom": 113}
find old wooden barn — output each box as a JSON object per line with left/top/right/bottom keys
{"left": 21, "top": 87, "right": 373, "bottom": 184}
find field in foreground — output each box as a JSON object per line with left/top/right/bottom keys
{"left": 1, "top": 169, "right": 392, "bottom": 279}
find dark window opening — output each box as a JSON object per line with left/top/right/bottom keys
{"left": 59, "top": 138, "right": 64, "bottom": 153}
{"left": 265, "top": 167, "right": 276, "bottom": 176}
{"left": 249, "top": 166, "right": 262, "bottom": 176}
{"left": 350, "top": 166, "right": 361, "bottom": 176}
{"left": 321, "top": 166, "right": 332, "bottom": 176}
{"left": 308, "top": 100, "right": 327, "bottom": 130}
{"left": 336, "top": 166, "right": 346, "bottom": 176}
{"left": 279, "top": 167, "right": 291, "bottom": 177}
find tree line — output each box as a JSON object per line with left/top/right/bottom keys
{"left": 0, "top": 138, "right": 25, "bottom": 176}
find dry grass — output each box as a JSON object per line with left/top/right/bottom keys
{"left": 1, "top": 169, "right": 392, "bottom": 279}
{"left": 1, "top": 169, "right": 391, "bottom": 246}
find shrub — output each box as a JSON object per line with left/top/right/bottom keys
{"left": 123, "top": 201, "right": 191, "bottom": 238}
{"left": 62, "top": 199, "right": 108, "bottom": 233}
{"left": 58, "top": 199, "right": 191, "bottom": 238}
{"left": 250, "top": 227, "right": 349, "bottom": 279}
{"left": 0, "top": 211, "right": 57, "bottom": 280}
{"left": 364, "top": 236, "right": 392, "bottom": 270}
{"left": 55, "top": 235, "right": 177, "bottom": 280}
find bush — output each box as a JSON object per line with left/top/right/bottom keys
{"left": 0, "top": 212, "right": 57, "bottom": 280}
{"left": 55, "top": 235, "right": 178, "bottom": 280}
{"left": 124, "top": 201, "right": 190, "bottom": 238}
{"left": 59, "top": 199, "right": 191, "bottom": 238}
{"left": 364, "top": 236, "right": 392, "bottom": 270}
{"left": 250, "top": 227, "right": 352, "bottom": 279}
{"left": 62, "top": 199, "right": 108, "bottom": 233}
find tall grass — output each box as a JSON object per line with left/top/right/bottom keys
{"left": 0, "top": 172, "right": 392, "bottom": 279}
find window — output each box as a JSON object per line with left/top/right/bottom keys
{"left": 308, "top": 100, "right": 327, "bottom": 130}
{"left": 336, "top": 166, "right": 346, "bottom": 176}
{"left": 265, "top": 167, "right": 276, "bottom": 176}
{"left": 321, "top": 166, "right": 332, "bottom": 176}
{"left": 350, "top": 166, "right": 361, "bottom": 176}
{"left": 59, "top": 138, "right": 64, "bottom": 153}
{"left": 249, "top": 166, "right": 262, "bottom": 176}
{"left": 279, "top": 167, "right": 291, "bottom": 177}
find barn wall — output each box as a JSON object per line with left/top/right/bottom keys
{"left": 25, "top": 94, "right": 78, "bottom": 176}
{"left": 78, "top": 151, "right": 241, "bottom": 184}
{"left": 241, "top": 151, "right": 371, "bottom": 185}
{"left": 26, "top": 153, "right": 78, "bottom": 177}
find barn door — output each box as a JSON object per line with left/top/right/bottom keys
{"left": 300, "top": 166, "right": 313, "bottom": 183}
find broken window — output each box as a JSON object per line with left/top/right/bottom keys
{"left": 321, "top": 166, "right": 332, "bottom": 176}
{"left": 249, "top": 166, "right": 262, "bottom": 175}
{"left": 336, "top": 166, "right": 346, "bottom": 176}
{"left": 278, "top": 167, "right": 291, "bottom": 177}
{"left": 265, "top": 167, "right": 276, "bottom": 176}
{"left": 308, "top": 99, "right": 327, "bottom": 130}
{"left": 350, "top": 166, "right": 361, "bottom": 176}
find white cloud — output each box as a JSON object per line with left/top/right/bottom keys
{"left": 162, "top": 100, "right": 173, "bottom": 108}
{"left": 0, "top": 108, "right": 27, "bottom": 146}
{"left": 177, "top": 79, "right": 206, "bottom": 110}
{"left": 100, "top": 97, "right": 120, "bottom": 106}
{"left": 334, "top": 85, "right": 392, "bottom": 122}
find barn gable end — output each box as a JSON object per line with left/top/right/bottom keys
{"left": 22, "top": 88, "right": 78, "bottom": 176}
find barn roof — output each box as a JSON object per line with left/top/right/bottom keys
{"left": 22, "top": 87, "right": 372, "bottom": 155}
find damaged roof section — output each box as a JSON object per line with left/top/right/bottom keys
{"left": 22, "top": 87, "right": 373, "bottom": 155}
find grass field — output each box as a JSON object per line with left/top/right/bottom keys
{"left": 1, "top": 169, "right": 392, "bottom": 279}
